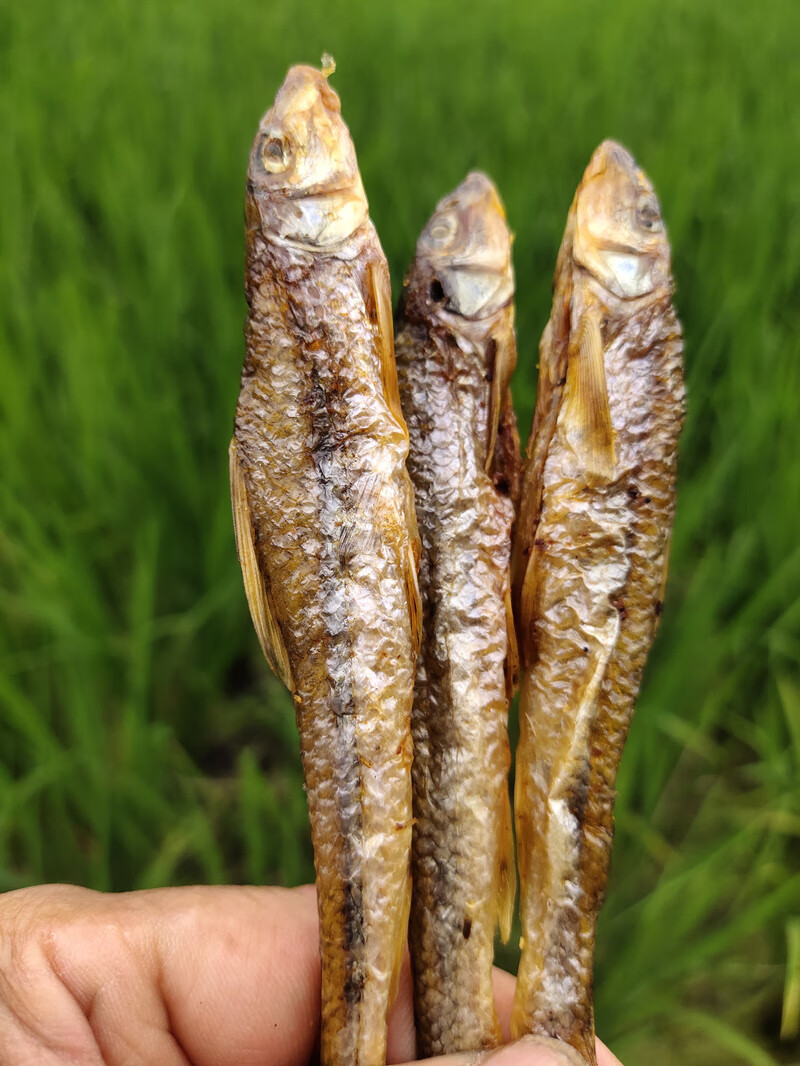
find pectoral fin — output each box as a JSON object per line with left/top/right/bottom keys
{"left": 364, "top": 258, "right": 407, "bottom": 436}
{"left": 517, "top": 546, "right": 541, "bottom": 668}
{"left": 363, "top": 258, "right": 422, "bottom": 659}
{"left": 405, "top": 537, "right": 422, "bottom": 660}
{"left": 486, "top": 317, "right": 519, "bottom": 474}
{"left": 502, "top": 575, "right": 519, "bottom": 931}
{"left": 229, "top": 440, "right": 293, "bottom": 691}
{"left": 503, "top": 580, "right": 519, "bottom": 699}
{"left": 496, "top": 779, "right": 516, "bottom": 943}
{"left": 562, "top": 305, "right": 615, "bottom": 481}
{"left": 654, "top": 529, "right": 673, "bottom": 635}
{"left": 490, "top": 389, "right": 522, "bottom": 508}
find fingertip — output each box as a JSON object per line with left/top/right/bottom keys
{"left": 152, "top": 884, "right": 322, "bottom": 1066}
{"left": 293, "top": 882, "right": 318, "bottom": 901}
{"left": 596, "top": 1038, "right": 624, "bottom": 1066}
{"left": 386, "top": 948, "right": 416, "bottom": 1062}
{"left": 492, "top": 964, "right": 517, "bottom": 1042}
{"left": 481, "top": 1036, "right": 589, "bottom": 1064}
{"left": 397, "top": 1035, "right": 594, "bottom": 1066}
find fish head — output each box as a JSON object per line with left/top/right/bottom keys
{"left": 246, "top": 65, "right": 368, "bottom": 249}
{"left": 416, "top": 171, "right": 514, "bottom": 320}
{"left": 573, "top": 140, "right": 671, "bottom": 300}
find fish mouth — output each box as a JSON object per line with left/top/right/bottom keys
{"left": 443, "top": 250, "right": 509, "bottom": 273}
{"left": 434, "top": 233, "right": 511, "bottom": 276}
{"left": 587, "top": 139, "right": 638, "bottom": 181}
{"left": 596, "top": 238, "right": 645, "bottom": 257}
{"left": 247, "top": 178, "right": 366, "bottom": 212}
{"left": 283, "top": 176, "right": 364, "bottom": 202}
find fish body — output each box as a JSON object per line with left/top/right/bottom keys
{"left": 231, "top": 65, "right": 420, "bottom": 1066}
{"left": 510, "top": 141, "right": 685, "bottom": 1064}
{"left": 395, "top": 172, "right": 520, "bottom": 1057}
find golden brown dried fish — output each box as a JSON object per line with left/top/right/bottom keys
{"left": 510, "top": 141, "right": 685, "bottom": 1064}
{"left": 230, "top": 64, "right": 420, "bottom": 1066}
{"left": 395, "top": 172, "right": 520, "bottom": 1058}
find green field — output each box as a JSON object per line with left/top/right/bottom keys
{"left": 1, "top": 0, "right": 799, "bottom": 1061}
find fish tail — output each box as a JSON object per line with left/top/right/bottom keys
{"left": 312, "top": 712, "right": 413, "bottom": 1066}
{"left": 512, "top": 671, "right": 547, "bottom": 1036}
{"left": 304, "top": 707, "right": 369, "bottom": 1066}
{"left": 512, "top": 629, "right": 615, "bottom": 1066}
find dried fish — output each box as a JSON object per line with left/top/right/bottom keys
{"left": 230, "top": 64, "right": 420, "bottom": 1066}
{"left": 510, "top": 141, "right": 685, "bottom": 1064}
{"left": 395, "top": 172, "right": 520, "bottom": 1057}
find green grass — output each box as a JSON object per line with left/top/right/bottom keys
{"left": 1, "top": 0, "right": 799, "bottom": 1061}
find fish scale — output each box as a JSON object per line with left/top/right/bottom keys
{"left": 395, "top": 172, "right": 519, "bottom": 1059}
{"left": 511, "top": 141, "right": 685, "bottom": 1065}
{"left": 231, "top": 65, "right": 419, "bottom": 1066}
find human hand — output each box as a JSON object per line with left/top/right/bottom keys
{"left": 0, "top": 883, "right": 622, "bottom": 1065}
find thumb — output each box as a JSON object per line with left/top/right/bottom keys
{"left": 403, "top": 1035, "right": 591, "bottom": 1066}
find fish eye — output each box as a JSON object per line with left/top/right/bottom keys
{"left": 427, "top": 212, "right": 458, "bottom": 247}
{"left": 260, "top": 134, "right": 291, "bottom": 174}
{"left": 636, "top": 196, "right": 663, "bottom": 233}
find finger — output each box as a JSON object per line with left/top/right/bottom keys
{"left": 396, "top": 1033, "right": 595, "bottom": 1064}
{"left": 388, "top": 965, "right": 620, "bottom": 1066}
{"left": 17, "top": 882, "right": 623, "bottom": 1066}
{"left": 0, "top": 883, "right": 189, "bottom": 1066}
{"left": 596, "top": 1041, "right": 624, "bottom": 1066}
{"left": 129, "top": 886, "right": 619, "bottom": 1066}
{"left": 386, "top": 957, "right": 515, "bottom": 1062}
{"left": 493, "top": 965, "right": 517, "bottom": 1041}
{"left": 138, "top": 884, "right": 321, "bottom": 1066}
{"left": 32, "top": 883, "right": 320, "bottom": 1066}
{"left": 135, "top": 886, "right": 525, "bottom": 1066}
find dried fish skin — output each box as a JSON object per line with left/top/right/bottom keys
{"left": 231, "top": 65, "right": 420, "bottom": 1066}
{"left": 395, "top": 172, "right": 520, "bottom": 1058}
{"left": 511, "top": 142, "right": 685, "bottom": 1064}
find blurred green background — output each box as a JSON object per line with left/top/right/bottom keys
{"left": 1, "top": 0, "right": 799, "bottom": 1062}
